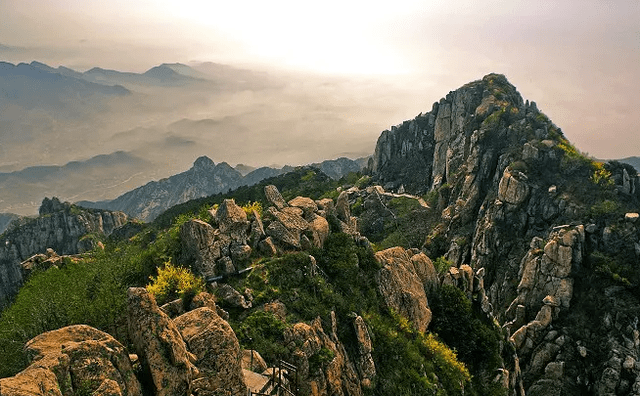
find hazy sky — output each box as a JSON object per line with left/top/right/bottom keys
{"left": 1, "top": 0, "right": 639, "bottom": 159}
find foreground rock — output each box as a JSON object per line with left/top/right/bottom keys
{"left": 127, "top": 288, "right": 248, "bottom": 396}
{"left": 127, "top": 287, "right": 197, "bottom": 396}
{"left": 175, "top": 307, "right": 248, "bottom": 396}
{"left": 285, "top": 316, "right": 363, "bottom": 396}
{"left": 0, "top": 325, "right": 142, "bottom": 396}
{"left": 374, "top": 247, "right": 432, "bottom": 332}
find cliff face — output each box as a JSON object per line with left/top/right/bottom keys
{"left": 370, "top": 74, "right": 640, "bottom": 395}
{"left": 0, "top": 197, "right": 127, "bottom": 309}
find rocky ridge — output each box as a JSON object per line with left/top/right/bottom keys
{"left": 0, "top": 197, "right": 128, "bottom": 309}
{"left": 369, "top": 73, "right": 640, "bottom": 395}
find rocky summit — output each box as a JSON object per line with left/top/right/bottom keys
{"left": 368, "top": 73, "right": 640, "bottom": 395}
{"left": 1, "top": 74, "right": 639, "bottom": 396}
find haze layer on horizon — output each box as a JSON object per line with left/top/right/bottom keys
{"left": 1, "top": 0, "right": 639, "bottom": 161}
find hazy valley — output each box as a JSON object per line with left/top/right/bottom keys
{"left": 0, "top": 60, "right": 425, "bottom": 216}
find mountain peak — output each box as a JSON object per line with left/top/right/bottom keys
{"left": 193, "top": 156, "right": 215, "bottom": 169}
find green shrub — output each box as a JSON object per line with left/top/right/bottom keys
{"left": 309, "top": 347, "right": 335, "bottom": 373}
{"left": 241, "top": 201, "right": 263, "bottom": 219}
{"left": 146, "top": 262, "right": 205, "bottom": 306}
{"left": 589, "top": 200, "right": 621, "bottom": 221}
{"left": 367, "top": 311, "right": 470, "bottom": 395}
{"left": 433, "top": 256, "right": 453, "bottom": 275}
{"left": 237, "top": 311, "right": 289, "bottom": 365}
{"left": 354, "top": 175, "right": 371, "bottom": 189}
{"left": 428, "top": 285, "right": 502, "bottom": 376}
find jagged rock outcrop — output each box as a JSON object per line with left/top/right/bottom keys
{"left": 374, "top": 247, "right": 432, "bottom": 332}
{"left": 128, "top": 288, "right": 249, "bottom": 396}
{"left": 179, "top": 188, "right": 352, "bottom": 280}
{"left": 285, "top": 316, "right": 363, "bottom": 396}
{"left": 127, "top": 288, "right": 197, "bottom": 396}
{"left": 0, "top": 325, "right": 142, "bottom": 396}
{"left": 175, "top": 307, "right": 248, "bottom": 396}
{"left": 352, "top": 315, "right": 376, "bottom": 388}
{"left": 0, "top": 197, "right": 127, "bottom": 310}
{"left": 370, "top": 73, "right": 640, "bottom": 395}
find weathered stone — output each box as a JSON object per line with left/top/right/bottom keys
{"left": 258, "top": 236, "right": 278, "bottom": 256}
{"left": 544, "top": 361, "right": 564, "bottom": 380}
{"left": 623, "top": 356, "right": 636, "bottom": 370}
{"left": 215, "top": 284, "right": 252, "bottom": 309}
{"left": 263, "top": 301, "right": 287, "bottom": 321}
{"left": 498, "top": 170, "right": 530, "bottom": 205}
{"left": 127, "top": 287, "right": 196, "bottom": 396}
{"left": 336, "top": 191, "right": 351, "bottom": 222}
{"left": 180, "top": 219, "right": 221, "bottom": 278}
{"left": 0, "top": 367, "right": 63, "bottom": 396}
{"left": 160, "top": 298, "right": 186, "bottom": 318}
{"left": 410, "top": 252, "right": 438, "bottom": 292}
{"left": 249, "top": 211, "right": 265, "bottom": 249}
{"left": 625, "top": 212, "right": 639, "bottom": 223}
{"left": 1, "top": 325, "right": 142, "bottom": 396}
{"left": 216, "top": 256, "right": 236, "bottom": 275}
{"left": 288, "top": 196, "right": 318, "bottom": 215}
{"left": 353, "top": 316, "right": 375, "bottom": 388}
{"left": 307, "top": 213, "right": 330, "bottom": 248}
{"left": 578, "top": 345, "right": 587, "bottom": 358}
{"left": 316, "top": 198, "right": 336, "bottom": 216}
{"left": 266, "top": 221, "right": 301, "bottom": 250}
{"left": 230, "top": 243, "right": 252, "bottom": 262}
{"left": 264, "top": 185, "right": 288, "bottom": 209}
{"left": 175, "top": 307, "right": 248, "bottom": 396}
{"left": 242, "top": 349, "right": 268, "bottom": 373}
{"left": 216, "top": 199, "right": 250, "bottom": 243}
{"left": 375, "top": 247, "right": 432, "bottom": 332}
{"left": 268, "top": 207, "right": 309, "bottom": 233}
{"left": 284, "top": 318, "right": 362, "bottom": 396}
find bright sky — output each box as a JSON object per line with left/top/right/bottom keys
{"left": 1, "top": 0, "right": 639, "bottom": 158}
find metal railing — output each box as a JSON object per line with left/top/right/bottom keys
{"left": 249, "top": 360, "right": 298, "bottom": 396}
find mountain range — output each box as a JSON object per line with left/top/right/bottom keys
{"left": 0, "top": 61, "right": 129, "bottom": 111}
{"left": 619, "top": 156, "right": 640, "bottom": 172}
{"left": 77, "top": 156, "right": 367, "bottom": 222}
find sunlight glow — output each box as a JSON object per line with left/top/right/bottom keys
{"left": 152, "top": 0, "right": 424, "bottom": 75}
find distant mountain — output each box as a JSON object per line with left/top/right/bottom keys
{"left": 84, "top": 63, "right": 204, "bottom": 87}
{"left": 78, "top": 156, "right": 367, "bottom": 222}
{"left": 0, "top": 213, "right": 20, "bottom": 235}
{"left": 618, "top": 156, "right": 640, "bottom": 172}
{"left": 0, "top": 61, "right": 129, "bottom": 110}
{"left": 310, "top": 157, "right": 366, "bottom": 180}
{"left": 191, "top": 61, "right": 284, "bottom": 90}
{"left": 0, "top": 151, "right": 151, "bottom": 215}
{"left": 78, "top": 156, "right": 244, "bottom": 221}
{"left": 234, "top": 164, "right": 257, "bottom": 176}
